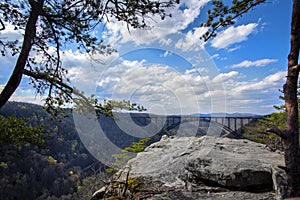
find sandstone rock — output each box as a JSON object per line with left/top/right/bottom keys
{"left": 93, "top": 136, "right": 286, "bottom": 200}
{"left": 146, "top": 190, "right": 276, "bottom": 200}
{"left": 185, "top": 137, "right": 284, "bottom": 189}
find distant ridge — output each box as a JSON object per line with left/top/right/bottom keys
{"left": 112, "top": 111, "right": 263, "bottom": 118}
{"left": 192, "top": 112, "right": 263, "bottom": 118}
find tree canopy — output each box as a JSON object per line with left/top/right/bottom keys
{"left": 0, "top": 115, "right": 45, "bottom": 153}
{"left": 0, "top": 0, "right": 179, "bottom": 114}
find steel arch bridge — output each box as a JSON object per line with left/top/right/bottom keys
{"left": 130, "top": 114, "right": 263, "bottom": 138}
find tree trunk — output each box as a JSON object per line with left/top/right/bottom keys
{"left": 283, "top": 0, "right": 300, "bottom": 197}
{"left": 0, "top": 0, "right": 44, "bottom": 109}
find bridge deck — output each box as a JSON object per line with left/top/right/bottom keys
{"left": 129, "top": 114, "right": 263, "bottom": 136}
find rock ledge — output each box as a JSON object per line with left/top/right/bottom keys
{"left": 93, "top": 136, "right": 287, "bottom": 200}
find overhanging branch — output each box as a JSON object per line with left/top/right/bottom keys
{"left": 202, "top": 0, "right": 266, "bottom": 42}
{"left": 22, "top": 69, "right": 95, "bottom": 107}
{"left": 266, "top": 128, "right": 287, "bottom": 139}
{"left": 22, "top": 69, "right": 73, "bottom": 91}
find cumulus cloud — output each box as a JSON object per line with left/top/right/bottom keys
{"left": 233, "top": 71, "right": 285, "bottom": 93}
{"left": 104, "top": 0, "right": 209, "bottom": 47}
{"left": 2, "top": 50, "right": 286, "bottom": 115}
{"left": 61, "top": 49, "right": 120, "bottom": 95}
{"left": 0, "top": 3, "right": 284, "bottom": 115}
{"left": 92, "top": 59, "right": 223, "bottom": 114}
{"left": 212, "top": 71, "right": 239, "bottom": 82}
{"left": 211, "top": 23, "right": 258, "bottom": 49}
{"left": 84, "top": 56, "right": 285, "bottom": 114}
{"left": 175, "top": 27, "right": 207, "bottom": 51}
{"left": 0, "top": 22, "right": 24, "bottom": 41}
{"left": 228, "top": 71, "right": 284, "bottom": 106}
{"left": 210, "top": 71, "right": 285, "bottom": 114}
{"left": 39, "top": 43, "right": 285, "bottom": 115}
{"left": 228, "top": 59, "right": 278, "bottom": 69}
{"left": 8, "top": 86, "right": 44, "bottom": 105}
{"left": 185, "top": 67, "right": 209, "bottom": 74}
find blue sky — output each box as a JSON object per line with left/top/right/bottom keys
{"left": 0, "top": 0, "right": 294, "bottom": 115}
{"left": 205, "top": 0, "right": 291, "bottom": 80}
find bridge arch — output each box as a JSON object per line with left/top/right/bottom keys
{"left": 130, "top": 115, "right": 262, "bottom": 138}
{"left": 164, "top": 118, "right": 235, "bottom": 137}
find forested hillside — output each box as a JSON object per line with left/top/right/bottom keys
{"left": 1, "top": 101, "right": 290, "bottom": 199}
{"left": 0, "top": 102, "right": 167, "bottom": 199}
{"left": 0, "top": 102, "right": 100, "bottom": 199}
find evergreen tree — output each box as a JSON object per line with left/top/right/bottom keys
{"left": 0, "top": 115, "right": 44, "bottom": 153}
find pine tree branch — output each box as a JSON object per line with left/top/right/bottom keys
{"left": 22, "top": 69, "right": 73, "bottom": 91}
{"left": 266, "top": 128, "right": 287, "bottom": 139}
{"left": 201, "top": 0, "right": 266, "bottom": 42}
{"left": 22, "top": 69, "right": 112, "bottom": 116}
{"left": 0, "top": 19, "right": 5, "bottom": 31}
{"left": 22, "top": 69, "right": 90, "bottom": 105}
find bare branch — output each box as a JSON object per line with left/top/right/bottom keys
{"left": 122, "top": 167, "right": 131, "bottom": 196}
{"left": 0, "top": 19, "right": 5, "bottom": 31}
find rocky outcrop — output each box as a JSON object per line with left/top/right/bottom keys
{"left": 93, "top": 136, "right": 287, "bottom": 200}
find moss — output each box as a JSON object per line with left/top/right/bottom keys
{"left": 106, "top": 167, "right": 119, "bottom": 174}
{"left": 111, "top": 177, "right": 140, "bottom": 191}
{"left": 127, "top": 178, "right": 140, "bottom": 192}
{"left": 190, "top": 179, "right": 198, "bottom": 184}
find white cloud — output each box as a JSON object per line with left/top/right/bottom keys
{"left": 0, "top": 4, "right": 284, "bottom": 115}
{"left": 210, "top": 54, "right": 219, "bottom": 59}
{"left": 93, "top": 59, "right": 224, "bottom": 114}
{"left": 232, "top": 72, "right": 284, "bottom": 95}
{"left": 227, "top": 46, "right": 241, "bottom": 52}
{"left": 220, "top": 71, "right": 285, "bottom": 114}
{"left": 62, "top": 49, "right": 120, "bottom": 95}
{"left": 185, "top": 67, "right": 209, "bottom": 74}
{"left": 211, "top": 23, "right": 258, "bottom": 49}
{"left": 212, "top": 71, "right": 239, "bottom": 82}
{"left": 104, "top": 0, "right": 209, "bottom": 47}
{"left": 9, "top": 86, "right": 44, "bottom": 105}
{"left": 2, "top": 51, "right": 286, "bottom": 115}
{"left": 175, "top": 27, "right": 207, "bottom": 51}
{"left": 228, "top": 59, "right": 278, "bottom": 69}
{"left": 87, "top": 56, "right": 286, "bottom": 115}
{"left": 0, "top": 22, "right": 24, "bottom": 41}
